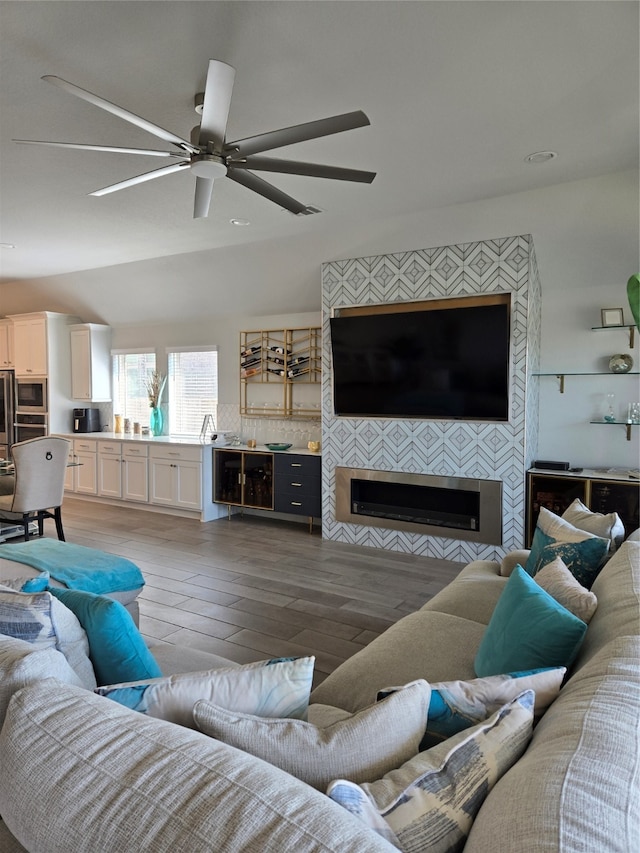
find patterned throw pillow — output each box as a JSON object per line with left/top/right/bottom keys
{"left": 327, "top": 691, "right": 535, "bottom": 853}
{"left": 525, "top": 507, "right": 610, "bottom": 588}
{"left": 534, "top": 556, "right": 598, "bottom": 623}
{"left": 474, "top": 566, "right": 587, "bottom": 677}
{"left": 411, "top": 667, "right": 565, "bottom": 749}
{"left": 562, "top": 498, "right": 625, "bottom": 553}
{"left": 193, "top": 679, "right": 431, "bottom": 791}
{"left": 0, "top": 584, "right": 96, "bottom": 690}
{"left": 96, "top": 656, "right": 315, "bottom": 729}
{"left": 0, "top": 585, "right": 56, "bottom": 648}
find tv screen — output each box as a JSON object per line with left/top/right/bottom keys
{"left": 329, "top": 300, "right": 511, "bottom": 421}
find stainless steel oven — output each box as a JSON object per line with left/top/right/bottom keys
{"left": 14, "top": 412, "right": 48, "bottom": 443}
{"left": 0, "top": 370, "right": 15, "bottom": 459}
{"left": 15, "top": 376, "right": 48, "bottom": 413}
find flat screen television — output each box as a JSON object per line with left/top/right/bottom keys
{"left": 329, "top": 296, "right": 511, "bottom": 421}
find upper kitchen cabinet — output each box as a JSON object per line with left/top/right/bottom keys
{"left": 0, "top": 319, "right": 14, "bottom": 368}
{"left": 70, "top": 323, "right": 112, "bottom": 401}
{"left": 12, "top": 314, "right": 48, "bottom": 375}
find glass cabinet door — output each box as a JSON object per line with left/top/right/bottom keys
{"left": 213, "top": 450, "right": 273, "bottom": 509}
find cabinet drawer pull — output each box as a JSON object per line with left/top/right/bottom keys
{"left": 291, "top": 482, "right": 302, "bottom": 487}
{"left": 291, "top": 501, "right": 303, "bottom": 506}
{"left": 290, "top": 463, "right": 302, "bottom": 467}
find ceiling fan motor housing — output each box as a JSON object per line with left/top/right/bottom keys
{"left": 190, "top": 153, "right": 227, "bottom": 179}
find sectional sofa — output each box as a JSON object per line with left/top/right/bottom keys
{"left": 0, "top": 526, "right": 638, "bottom": 852}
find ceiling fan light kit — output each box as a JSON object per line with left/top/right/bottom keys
{"left": 14, "top": 60, "right": 376, "bottom": 220}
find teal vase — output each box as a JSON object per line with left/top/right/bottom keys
{"left": 150, "top": 406, "right": 163, "bottom": 436}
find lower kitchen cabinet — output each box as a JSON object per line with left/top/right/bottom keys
{"left": 98, "top": 441, "right": 122, "bottom": 498}
{"left": 65, "top": 438, "right": 98, "bottom": 495}
{"left": 122, "top": 444, "right": 149, "bottom": 502}
{"left": 149, "top": 445, "right": 202, "bottom": 511}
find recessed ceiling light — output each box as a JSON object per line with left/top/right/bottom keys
{"left": 230, "top": 218, "right": 250, "bottom": 226}
{"left": 524, "top": 150, "right": 558, "bottom": 164}
{"left": 0, "top": 243, "right": 16, "bottom": 249}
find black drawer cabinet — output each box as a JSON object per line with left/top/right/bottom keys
{"left": 214, "top": 449, "right": 321, "bottom": 530}
{"left": 274, "top": 454, "right": 321, "bottom": 523}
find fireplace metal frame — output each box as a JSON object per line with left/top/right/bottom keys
{"left": 335, "top": 467, "right": 503, "bottom": 545}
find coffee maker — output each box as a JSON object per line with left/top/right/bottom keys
{"left": 72, "top": 408, "right": 101, "bottom": 433}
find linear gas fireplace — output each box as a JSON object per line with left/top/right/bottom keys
{"left": 335, "top": 467, "right": 502, "bottom": 546}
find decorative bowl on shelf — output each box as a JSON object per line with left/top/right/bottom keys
{"left": 265, "top": 443, "right": 292, "bottom": 451}
{"left": 609, "top": 353, "right": 633, "bottom": 373}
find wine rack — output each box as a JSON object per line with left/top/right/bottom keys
{"left": 240, "top": 327, "right": 321, "bottom": 417}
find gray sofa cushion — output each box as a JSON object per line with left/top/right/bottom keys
{"left": 465, "top": 635, "right": 640, "bottom": 853}
{"left": 419, "top": 561, "right": 506, "bottom": 624}
{"left": 0, "top": 679, "right": 397, "bottom": 853}
{"left": 310, "top": 610, "right": 486, "bottom": 712}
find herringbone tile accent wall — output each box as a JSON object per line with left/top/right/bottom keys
{"left": 321, "top": 235, "right": 541, "bottom": 561}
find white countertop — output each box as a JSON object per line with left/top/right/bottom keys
{"left": 529, "top": 467, "right": 639, "bottom": 483}
{"left": 57, "top": 433, "right": 321, "bottom": 455}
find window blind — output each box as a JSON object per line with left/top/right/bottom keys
{"left": 167, "top": 348, "right": 218, "bottom": 436}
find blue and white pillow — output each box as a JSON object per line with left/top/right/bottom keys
{"left": 328, "top": 691, "right": 535, "bottom": 853}
{"left": 413, "top": 667, "right": 565, "bottom": 749}
{"left": 525, "top": 507, "right": 610, "bottom": 588}
{"left": 96, "top": 656, "right": 315, "bottom": 729}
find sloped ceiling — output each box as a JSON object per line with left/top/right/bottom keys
{"left": 0, "top": 1, "right": 638, "bottom": 318}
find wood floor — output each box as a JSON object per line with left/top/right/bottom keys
{"left": 36, "top": 497, "right": 464, "bottom": 685}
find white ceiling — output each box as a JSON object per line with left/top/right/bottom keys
{"left": 0, "top": 0, "right": 638, "bottom": 285}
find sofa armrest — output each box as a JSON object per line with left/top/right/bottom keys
{"left": 499, "top": 550, "right": 531, "bottom": 577}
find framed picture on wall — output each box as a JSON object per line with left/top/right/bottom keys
{"left": 601, "top": 307, "right": 624, "bottom": 327}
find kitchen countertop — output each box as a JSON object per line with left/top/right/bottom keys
{"left": 57, "top": 433, "right": 321, "bottom": 455}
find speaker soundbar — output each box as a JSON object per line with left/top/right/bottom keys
{"left": 533, "top": 460, "right": 571, "bottom": 471}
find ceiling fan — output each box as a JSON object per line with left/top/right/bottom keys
{"left": 13, "top": 60, "right": 376, "bottom": 219}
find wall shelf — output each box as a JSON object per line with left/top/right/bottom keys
{"left": 590, "top": 420, "right": 638, "bottom": 441}
{"left": 533, "top": 371, "right": 638, "bottom": 393}
{"left": 590, "top": 324, "right": 636, "bottom": 348}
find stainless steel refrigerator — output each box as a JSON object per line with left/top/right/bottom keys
{"left": 0, "top": 370, "right": 15, "bottom": 460}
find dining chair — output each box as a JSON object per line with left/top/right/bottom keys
{"left": 0, "top": 436, "right": 72, "bottom": 541}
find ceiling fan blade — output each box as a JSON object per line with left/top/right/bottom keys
{"left": 198, "top": 60, "right": 235, "bottom": 151}
{"left": 225, "top": 110, "right": 371, "bottom": 157}
{"left": 89, "top": 162, "right": 190, "bottom": 197}
{"left": 194, "top": 177, "right": 215, "bottom": 219}
{"left": 13, "top": 139, "right": 185, "bottom": 157}
{"left": 227, "top": 169, "right": 314, "bottom": 215}
{"left": 233, "top": 156, "right": 376, "bottom": 184}
{"left": 42, "top": 75, "right": 199, "bottom": 154}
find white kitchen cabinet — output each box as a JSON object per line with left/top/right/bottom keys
{"left": 0, "top": 319, "right": 14, "bottom": 368}
{"left": 123, "top": 443, "right": 149, "bottom": 502}
{"left": 70, "top": 324, "right": 112, "bottom": 402}
{"left": 98, "top": 440, "right": 122, "bottom": 498}
{"left": 65, "top": 438, "right": 98, "bottom": 495}
{"left": 149, "top": 445, "right": 202, "bottom": 510}
{"left": 12, "top": 316, "right": 47, "bottom": 375}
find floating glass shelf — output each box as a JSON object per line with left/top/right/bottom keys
{"left": 533, "top": 371, "right": 638, "bottom": 393}
{"left": 589, "top": 420, "right": 638, "bottom": 441}
{"left": 590, "top": 324, "right": 636, "bottom": 347}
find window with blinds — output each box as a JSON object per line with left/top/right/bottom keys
{"left": 112, "top": 351, "right": 156, "bottom": 425}
{"left": 167, "top": 347, "right": 218, "bottom": 437}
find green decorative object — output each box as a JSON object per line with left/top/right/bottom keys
{"left": 150, "top": 406, "right": 164, "bottom": 437}
{"left": 628, "top": 274, "right": 640, "bottom": 330}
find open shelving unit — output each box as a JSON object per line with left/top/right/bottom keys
{"left": 239, "top": 326, "right": 321, "bottom": 417}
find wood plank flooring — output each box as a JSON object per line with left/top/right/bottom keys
{"left": 22, "top": 497, "right": 465, "bottom": 685}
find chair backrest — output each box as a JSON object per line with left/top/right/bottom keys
{"left": 9, "top": 436, "right": 72, "bottom": 513}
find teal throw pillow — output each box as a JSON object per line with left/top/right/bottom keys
{"left": 525, "top": 507, "right": 609, "bottom": 588}
{"left": 474, "top": 565, "right": 587, "bottom": 678}
{"left": 49, "top": 587, "right": 161, "bottom": 686}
